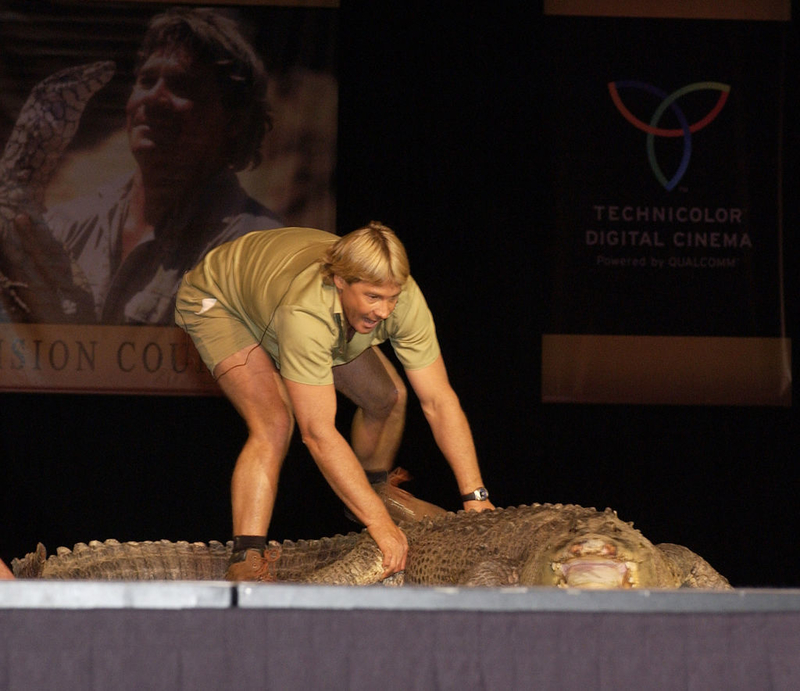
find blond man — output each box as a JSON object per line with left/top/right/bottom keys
{"left": 176, "top": 222, "right": 493, "bottom": 581}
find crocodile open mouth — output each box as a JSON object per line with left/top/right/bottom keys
{"left": 556, "top": 558, "right": 634, "bottom": 589}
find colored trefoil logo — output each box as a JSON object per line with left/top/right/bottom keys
{"left": 608, "top": 81, "right": 730, "bottom": 191}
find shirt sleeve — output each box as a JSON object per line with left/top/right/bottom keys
{"left": 272, "top": 305, "right": 337, "bottom": 385}
{"left": 383, "top": 277, "right": 441, "bottom": 371}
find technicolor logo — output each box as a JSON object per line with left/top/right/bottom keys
{"left": 608, "top": 81, "right": 730, "bottom": 191}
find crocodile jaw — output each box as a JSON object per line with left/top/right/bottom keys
{"left": 557, "top": 558, "right": 634, "bottom": 589}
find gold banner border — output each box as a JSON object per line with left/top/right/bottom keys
{"left": 543, "top": 0, "right": 790, "bottom": 21}
{"left": 542, "top": 334, "right": 792, "bottom": 406}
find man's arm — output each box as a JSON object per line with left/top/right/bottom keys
{"left": 405, "top": 355, "right": 495, "bottom": 512}
{"left": 283, "top": 378, "right": 408, "bottom": 577}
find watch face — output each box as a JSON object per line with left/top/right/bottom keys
{"left": 476, "top": 488, "right": 489, "bottom": 501}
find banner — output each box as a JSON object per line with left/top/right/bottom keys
{"left": 541, "top": 2, "right": 791, "bottom": 405}
{"left": 0, "top": 1, "right": 337, "bottom": 394}
{"left": 0, "top": 323, "right": 216, "bottom": 394}
{"left": 544, "top": 0, "right": 790, "bottom": 21}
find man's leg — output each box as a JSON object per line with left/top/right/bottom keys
{"left": 214, "top": 345, "right": 294, "bottom": 580}
{"left": 332, "top": 346, "right": 444, "bottom": 524}
{"left": 333, "top": 346, "right": 407, "bottom": 474}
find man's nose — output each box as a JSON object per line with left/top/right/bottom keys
{"left": 374, "top": 301, "right": 393, "bottom": 319}
{"left": 141, "top": 78, "right": 172, "bottom": 106}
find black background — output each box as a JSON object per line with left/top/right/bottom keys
{"left": 542, "top": 17, "right": 786, "bottom": 338}
{"left": 1, "top": 2, "right": 797, "bottom": 587}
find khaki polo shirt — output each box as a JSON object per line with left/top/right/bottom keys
{"left": 180, "top": 227, "right": 440, "bottom": 385}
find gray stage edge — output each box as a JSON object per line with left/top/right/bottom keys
{"left": 2, "top": 583, "right": 800, "bottom": 690}
{"left": 2, "top": 580, "right": 800, "bottom": 612}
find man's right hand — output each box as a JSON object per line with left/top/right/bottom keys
{"left": 366, "top": 518, "right": 408, "bottom": 579}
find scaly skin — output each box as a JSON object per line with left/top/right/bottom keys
{"left": 0, "top": 61, "right": 115, "bottom": 322}
{"left": 12, "top": 503, "right": 732, "bottom": 589}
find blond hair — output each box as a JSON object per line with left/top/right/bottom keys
{"left": 321, "top": 221, "right": 410, "bottom": 286}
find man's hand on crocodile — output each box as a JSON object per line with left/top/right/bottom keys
{"left": 367, "top": 518, "right": 408, "bottom": 579}
{"left": 464, "top": 499, "right": 496, "bottom": 513}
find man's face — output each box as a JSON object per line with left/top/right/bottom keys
{"left": 126, "top": 47, "right": 230, "bottom": 181}
{"left": 334, "top": 277, "right": 402, "bottom": 334}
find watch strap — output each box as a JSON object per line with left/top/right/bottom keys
{"left": 460, "top": 487, "right": 489, "bottom": 502}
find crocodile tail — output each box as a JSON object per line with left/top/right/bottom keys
{"left": 11, "top": 542, "right": 48, "bottom": 578}
{"left": 271, "top": 533, "right": 363, "bottom": 582}
{"left": 303, "top": 533, "right": 386, "bottom": 585}
{"left": 21, "top": 539, "right": 231, "bottom": 580}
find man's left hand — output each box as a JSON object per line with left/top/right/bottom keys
{"left": 463, "top": 499, "right": 496, "bottom": 512}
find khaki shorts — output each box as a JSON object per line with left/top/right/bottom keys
{"left": 174, "top": 276, "right": 260, "bottom": 375}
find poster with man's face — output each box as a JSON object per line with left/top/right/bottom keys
{"left": 0, "top": 1, "right": 338, "bottom": 394}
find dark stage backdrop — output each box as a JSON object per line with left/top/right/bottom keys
{"left": 1, "top": 1, "right": 798, "bottom": 589}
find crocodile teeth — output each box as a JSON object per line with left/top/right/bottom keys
{"left": 560, "top": 558, "right": 630, "bottom": 589}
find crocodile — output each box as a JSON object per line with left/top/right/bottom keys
{"left": 0, "top": 60, "right": 114, "bottom": 322}
{"left": 12, "top": 503, "right": 732, "bottom": 589}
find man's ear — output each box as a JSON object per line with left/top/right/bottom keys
{"left": 333, "top": 275, "right": 346, "bottom": 291}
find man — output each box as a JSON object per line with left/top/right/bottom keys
{"left": 175, "top": 222, "right": 494, "bottom": 581}
{"left": 42, "top": 8, "right": 283, "bottom": 323}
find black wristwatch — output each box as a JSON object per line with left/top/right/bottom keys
{"left": 461, "top": 487, "right": 489, "bottom": 502}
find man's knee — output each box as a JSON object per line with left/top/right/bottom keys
{"left": 248, "top": 400, "right": 295, "bottom": 451}
{"left": 369, "top": 378, "right": 407, "bottom": 420}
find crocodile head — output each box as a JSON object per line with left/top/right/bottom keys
{"left": 519, "top": 508, "right": 678, "bottom": 589}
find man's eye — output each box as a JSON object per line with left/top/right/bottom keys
{"left": 166, "top": 76, "right": 194, "bottom": 98}
{"left": 136, "top": 74, "right": 156, "bottom": 89}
